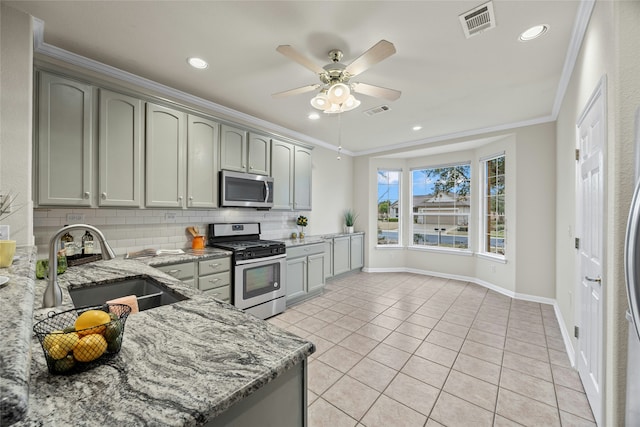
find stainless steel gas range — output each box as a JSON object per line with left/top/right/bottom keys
{"left": 207, "top": 223, "right": 286, "bottom": 319}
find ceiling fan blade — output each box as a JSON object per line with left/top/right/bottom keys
{"left": 352, "top": 82, "right": 401, "bottom": 101}
{"left": 345, "top": 40, "right": 396, "bottom": 77}
{"left": 276, "top": 45, "right": 326, "bottom": 75}
{"left": 272, "top": 84, "right": 321, "bottom": 98}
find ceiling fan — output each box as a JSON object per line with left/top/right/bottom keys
{"left": 272, "top": 40, "right": 401, "bottom": 113}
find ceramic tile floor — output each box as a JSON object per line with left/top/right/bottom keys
{"left": 268, "top": 272, "right": 596, "bottom": 427}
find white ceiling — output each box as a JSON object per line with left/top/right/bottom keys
{"left": 7, "top": 0, "right": 583, "bottom": 156}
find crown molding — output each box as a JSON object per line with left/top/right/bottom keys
{"left": 31, "top": 17, "right": 352, "bottom": 157}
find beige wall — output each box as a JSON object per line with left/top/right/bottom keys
{"left": 555, "top": 1, "right": 640, "bottom": 425}
{"left": 357, "top": 122, "right": 556, "bottom": 300}
{"left": 0, "top": 4, "right": 34, "bottom": 245}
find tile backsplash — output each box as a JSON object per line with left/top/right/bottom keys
{"left": 33, "top": 208, "right": 301, "bottom": 257}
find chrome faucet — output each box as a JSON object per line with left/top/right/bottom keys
{"left": 43, "top": 224, "right": 117, "bottom": 308}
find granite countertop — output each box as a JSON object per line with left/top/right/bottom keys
{"left": 125, "top": 247, "right": 232, "bottom": 267}
{"left": 282, "top": 231, "right": 364, "bottom": 248}
{"left": 2, "top": 250, "right": 314, "bottom": 426}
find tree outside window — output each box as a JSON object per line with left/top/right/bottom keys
{"left": 377, "top": 170, "right": 400, "bottom": 245}
{"left": 411, "top": 164, "right": 471, "bottom": 250}
{"left": 483, "top": 155, "right": 506, "bottom": 256}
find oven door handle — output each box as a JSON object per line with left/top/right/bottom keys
{"left": 235, "top": 253, "right": 286, "bottom": 266}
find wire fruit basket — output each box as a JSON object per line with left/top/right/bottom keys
{"left": 33, "top": 303, "right": 131, "bottom": 375}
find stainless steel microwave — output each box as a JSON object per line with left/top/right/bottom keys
{"left": 219, "top": 170, "right": 274, "bottom": 208}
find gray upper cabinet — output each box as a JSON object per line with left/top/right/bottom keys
{"left": 98, "top": 89, "right": 143, "bottom": 207}
{"left": 145, "top": 103, "right": 187, "bottom": 208}
{"left": 37, "top": 72, "right": 93, "bottom": 206}
{"left": 293, "top": 146, "right": 312, "bottom": 211}
{"left": 219, "top": 124, "right": 246, "bottom": 173}
{"left": 248, "top": 133, "right": 270, "bottom": 176}
{"left": 271, "top": 139, "right": 294, "bottom": 210}
{"left": 220, "top": 125, "right": 270, "bottom": 175}
{"left": 271, "top": 140, "right": 313, "bottom": 211}
{"left": 187, "top": 115, "right": 219, "bottom": 208}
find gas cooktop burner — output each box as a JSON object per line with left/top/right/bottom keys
{"left": 215, "top": 239, "right": 284, "bottom": 250}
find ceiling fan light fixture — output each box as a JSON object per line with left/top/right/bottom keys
{"left": 342, "top": 95, "right": 360, "bottom": 111}
{"left": 327, "top": 83, "right": 351, "bottom": 104}
{"left": 310, "top": 92, "right": 330, "bottom": 110}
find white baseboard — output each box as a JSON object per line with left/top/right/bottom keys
{"left": 361, "top": 266, "right": 576, "bottom": 367}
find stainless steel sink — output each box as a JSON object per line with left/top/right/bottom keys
{"left": 68, "top": 276, "right": 188, "bottom": 311}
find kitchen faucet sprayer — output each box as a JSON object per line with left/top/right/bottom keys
{"left": 43, "top": 224, "right": 116, "bottom": 308}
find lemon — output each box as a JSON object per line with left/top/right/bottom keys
{"left": 43, "top": 331, "right": 79, "bottom": 353}
{"left": 73, "top": 334, "right": 108, "bottom": 362}
{"left": 47, "top": 344, "right": 69, "bottom": 360}
{"left": 75, "top": 310, "right": 111, "bottom": 336}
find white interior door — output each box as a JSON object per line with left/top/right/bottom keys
{"left": 576, "top": 78, "right": 606, "bottom": 426}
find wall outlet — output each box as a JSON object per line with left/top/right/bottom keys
{"left": 0, "top": 225, "right": 10, "bottom": 240}
{"left": 164, "top": 212, "right": 176, "bottom": 222}
{"left": 66, "top": 213, "right": 85, "bottom": 223}
{"left": 490, "top": 265, "right": 496, "bottom": 273}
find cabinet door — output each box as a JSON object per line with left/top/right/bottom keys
{"left": 286, "top": 257, "right": 307, "bottom": 303}
{"left": 350, "top": 234, "right": 364, "bottom": 269}
{"left": 98, "top": 89, "right": 143, "bottom": 207}
{"left": 307, "top": 253, "right": 325, "bottom": 294}
{"left": 248, "top": 133, "right": 270, "bottom": 176}
{"left": 37, "top": 73, "right": 93, "bottom": 206}
{"left": 324, "top": 240, "right": 333, "bottom": 279}
{"left": 220, "top": 124, "right": 247, "bottom": 172}
{"left": 145, "top": 103, "right": 186, "bottom": 207}
{"left": 270, "top": 140, "right": 294, "bottom": 210}
{"left": 333, "top": 236, "right": 351, "bottom": 276}
{"left": 187, "top": 115, "right": 219, "bottom": 208}
{"left": 293, "top": 146, "right": 312, "bottom": 211}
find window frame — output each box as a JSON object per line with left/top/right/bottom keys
{"left": 409, "top": 162, "right": 472, "bottom": 253}
{"left": 479, "top": 152, "right": 506, "bottom": 261}
{"left": 376, "top": 168, "right": 402, "bottom": 247}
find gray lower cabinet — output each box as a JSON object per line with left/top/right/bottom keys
{"left": 37, "top": 72, "right": 93, "bottom": 206}
{"left": 286, "top": 243, "right": 325, "bottom": 305}
{"left": 332, "top": 236, "right": 351, "bottom": 276}
{"left": 327, "top": 233, "right": 365, "bottom": 277}
{"left": 206, "top": 359, "right": 307, "bottom": 427}
{"left": 155, "top": 257, "right": 231, "bottom": 302}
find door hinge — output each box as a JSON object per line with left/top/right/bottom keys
{"left": 574, "top": 326, "right": 579, "bottom": 338}
{"left": 575, "top": 238, "right": 580, "bottom": 249}
{"left": 575, "top": 149, "right": 580, "bottom": 160}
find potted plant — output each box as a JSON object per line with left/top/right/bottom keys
{"left": 343, "top": 209, "right": 358, "bottom": 234}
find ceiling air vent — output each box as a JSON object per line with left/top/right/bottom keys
{"left": 459, "top": 1, "right": 496, "bottom": 38}
{"left": 364, "top": 105, "right": 391, "bottom": 117}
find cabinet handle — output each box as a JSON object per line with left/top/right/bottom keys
{"left": 208, "top": 278, "right": 220, "bottom": 283}
{"left": 242, "top": 164, "right": 246, "bottom": 168}
{"left": 585, "top": 275, "right": 602, "bottom": 283}
{"left": 101, "top": 192, "right": 107, "bottom": 200}
{"left": 167, "top": 269, "right": 180, "bottom": 275}
{"left": 178, "top": 196, "right": 183, "bottom": 202}
{"left": 83, "top": 191, "right": 90, "bottom": 199}
{"left": 209, "top": 263, "right": 220, "bottom": 268}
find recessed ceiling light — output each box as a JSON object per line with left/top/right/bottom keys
{"left": 519, "top": 25, "right": 548, "bottom": 42}
{"left": 308, "top": 112, "right": 320, "bottom": 120}
{"left": 412, "top": 125, "right": 422, "bottom": 131}
{"left": 187, "top": 57, "right": 208, "bottom": 69}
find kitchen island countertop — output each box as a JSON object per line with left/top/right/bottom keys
{"left": 3, "top": 251, "right": 314, "bottom": 426}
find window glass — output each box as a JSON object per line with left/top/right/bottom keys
{"left": 411, "top": 164, "right": 471, "bottom": 250}
{"left": 483, "top": 155, "right": 506, "bottom": 256}
{"left": 377, "top": 170, "right": 401, "bottom": 245}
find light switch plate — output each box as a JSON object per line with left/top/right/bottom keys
{"left": 0, "top": 225, "right": 10, "bottom": 240}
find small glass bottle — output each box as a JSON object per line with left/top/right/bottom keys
{"left": 60, "top": 227, "right": 75, "bottom": 256}
{"left": 82, "top": 230, "right": 94, "bottom": 255}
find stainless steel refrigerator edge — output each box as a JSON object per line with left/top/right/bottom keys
{"left": 624, "top": 106, "right": 640, "bottom": 426}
